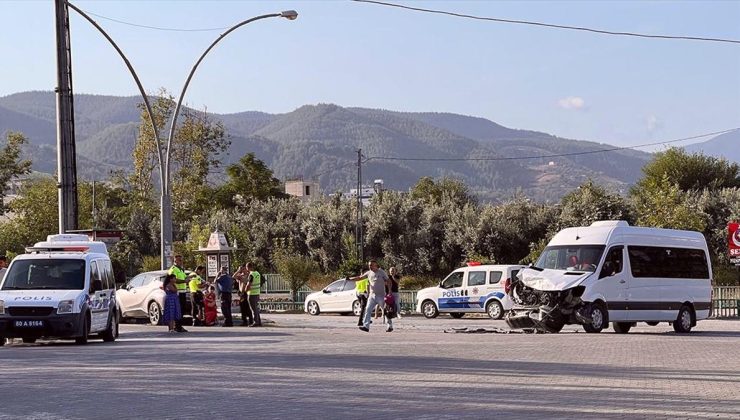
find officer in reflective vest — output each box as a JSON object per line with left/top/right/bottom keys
{"left": 245, "top": 262, "right": 262, "bottom": 327}
{"left": 168, "top": 255, "right": 189, "bottom": 332}
{"left": 355, "top": 277, "right": 369, "bottom": 327}
{"left": 188, "top": 266, "right": 207, "bottom": 326}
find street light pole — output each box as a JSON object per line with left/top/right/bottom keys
{"left": 65, "top": 2, "right": 297, "bottom": 269}
{"left": 161, "top": 10, "right": 298, "bottom": 269}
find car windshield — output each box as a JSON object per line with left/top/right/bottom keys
{"left": 1, "top": 259, "right": 86, "bottom": 290}
{"left": 534, "top": 245, "right": 606, "bottom": 272}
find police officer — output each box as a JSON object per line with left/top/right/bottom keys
{"left": 355, "top": 275, "right": 369, "bottom": 327}
{"left": 244, "top": 262, "right": 262, "bottom": 327}
{"left": 188, "top": 266, "right": 207, "bottom": 326}
{"left": 168, "top": 255, "right": 189, "bottom": 332}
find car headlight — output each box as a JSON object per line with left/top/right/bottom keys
{"left": 0, "top": 300, "right": 4, "bottom": 315}
{"left": 57, "top": 300, "right": 75, "bottom": 314}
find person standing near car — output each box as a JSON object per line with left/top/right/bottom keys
{"left": 0, "top": 255, "right": 8, "bottom": 279}
{"left": 162, "top": 274, "right": 181, "bottom": 333}
{"left": 234, "top": 265, "right": 252, "bottom": 326}
{"left": 388, "top": 266, "right": 401, "bottom": 318}
{"left": 215, "top": 266, "right": 234, "bottom": 327}
{"left": 244, "top": 262, "right": 262, "bottom": 327}
{"left": 355, "top": 275, "right": 368, "bottom": 327}
{"left": 168, "top": 255, "right": 189, "bottom": 332}
{"left": 351, "top": 260, "right": 393, "bottom": 333}
{"left": 188, "top": 266, "right": 207, "bottom": 326}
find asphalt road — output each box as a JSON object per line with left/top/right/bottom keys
{"left": 1, "top": 314, "right": 739, "bottom": 419}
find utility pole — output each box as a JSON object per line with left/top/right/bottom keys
{"left": 356, "top": 149, "right": 364, "bottom": 262}
{"left": 54, "top": 0, "right": 78, "bottom": 233}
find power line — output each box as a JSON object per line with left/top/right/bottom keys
{"left": 353, "top": 0, "right": 740, "bottom": 45}
{"left": 80, "top": 8, "right": 228, "bottom": 32}
{"left": 363, "top": 128, "right": 740, "bottom": 163}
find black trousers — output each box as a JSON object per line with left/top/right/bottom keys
{"left": 220, "top": 292, "right": 233, "bottom": 326}
{"left": 357, "top": 294, "right": 368, "bottom": 326}
{"left": 175, "top": 292, "right": 187, "bottom": 328}
{"left": 192, "top": 291, "right": 204, "bottom": 326}
{"left": 249, "top": 295, "right": 262, "bottom": 326}
{"left": 239, "top": 292, "right": 252, "bottom": 325}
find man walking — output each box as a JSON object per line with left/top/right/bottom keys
{"left": 351, "top": 260, "right": 393, "bottom": 333}
{"left": 214, "top": 266, "right": 234, "bottom": 327}
{"left": 168, "top": 255, "right": 189, "bottom": 332}
{"left": 244, "top": 262, "right": 262, "bottom": 327}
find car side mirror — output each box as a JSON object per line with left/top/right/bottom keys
{"left": 323, "top": 289, "right": 330, "bottom": 294}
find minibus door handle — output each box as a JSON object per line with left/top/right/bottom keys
{"left": 618, "top": 280, "right": 626, "bottom": 284}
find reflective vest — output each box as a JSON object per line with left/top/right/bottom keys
{"left": 355, "top": 279, "right": 368, "bottom": 295}
{"left": 248, "top": 271, "right": 261, "bottom": 296}
{"left": 189, "top": 274, "right": 204, "bottom": 293}
{"left": 169, "top": 265, "right": 187, "bottom": 291}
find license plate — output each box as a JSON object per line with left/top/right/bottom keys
{"left": 14, "top": 320, "right": 44, "bottom": 328}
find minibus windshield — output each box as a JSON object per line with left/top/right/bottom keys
{"left": 1, "top": 259, "right": 86, "bottom": 290}
{"left": 534, "top": 245, "right": 606, "bottom": 272}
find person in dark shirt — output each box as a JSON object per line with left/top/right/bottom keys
{"left": 214, "top": 266, "right": 234, "bottom": 327}
{"left": 389, "top": 266, "right": 401, "bottom": 317}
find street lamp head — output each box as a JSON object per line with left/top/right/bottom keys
{"left": 280, "top": 10, "right": 298, "bottom": 20}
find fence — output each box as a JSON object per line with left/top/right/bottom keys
{"left": 712, "top": 286, "right": 740, "bottom": 318}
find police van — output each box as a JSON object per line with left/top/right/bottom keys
{"left": 416, "top": 264, "right": 525, "bottom": 319}
{"left": 0, "top": 234, "right": 119, "bottom": 345}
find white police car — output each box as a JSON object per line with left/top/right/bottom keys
{"left": 0, "top": 234, "right": 118, "bottom": 345}
{"left": 415, "top": 264, "right": 524, "bottom": 319}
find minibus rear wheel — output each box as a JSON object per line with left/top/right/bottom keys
{"left": 612, "top": 322, "right": 632, "bottom": 334}
{"left": 673, "top": 305, "right": 694, "bottom": 333}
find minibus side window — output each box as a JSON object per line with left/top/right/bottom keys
{"left": 489, "top": 271, "right": 503, "bottom": 284}
{"left": 468, "top": 271, "right": 486, "bottom": 286}
{"left": 599, "top": 246, "right": 624, "bottom": 279}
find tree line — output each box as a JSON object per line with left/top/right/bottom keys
{"left": 1, "top": 96, "right": 738, "bottom": 288}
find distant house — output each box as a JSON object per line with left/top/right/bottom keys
{"left": 285, "top": 179, "right": 320, "bottom": 202}
{"left": 349, "top": 179, "right": 385, "bottom": 206}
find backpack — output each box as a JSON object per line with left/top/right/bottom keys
{"left": 384, "top": 293, "right": 397, "bottom": 319}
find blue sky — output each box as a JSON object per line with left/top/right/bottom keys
{"left": 1, "top": 0, "right": 739, "bottom": 148}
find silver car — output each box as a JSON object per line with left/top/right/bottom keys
{"left": 117, "top": 270, "right": 193, "bottom": 325}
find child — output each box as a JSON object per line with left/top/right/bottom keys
{"left": 203, "top": 285, "right": 218, "bottom": 327}
{"left": 162, "top": 274, "right": 181, "bottom": 333}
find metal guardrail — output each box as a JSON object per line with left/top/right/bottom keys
{"left": 712, "top": 286, "right": 740, "bottom": 318}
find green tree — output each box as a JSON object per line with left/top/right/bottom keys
{"left": 632, "top": 174, "right": 706, "bottom": 231}
{"left": 635, "top": 147, "right": 740, "bottom": 193}
{"left": 409, "top": 176, "right": 477, "bottom": 207}
{"left": 215, "top": 153, "right": 286, "bottom": 208}
{"left": 0, "top": 132, "right": 32, "bottom": 215}
{"left": 558, "top": 180, "right": 633, "bottom": 229}
{"left": 272, "top": 249, "right": 320, "bottom": 301}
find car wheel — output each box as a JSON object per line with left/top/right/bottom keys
{"left": 102, "top": 312, "right": 118, "bottom": 342}
{"left": 613, "top": 322, "right": 632, "bottom": 334}
{"left": 75, "top": 314, "right": 90, "bottom": 345}
{"left": 148, "top": 301, "right": 162, "bottom": 326}
{"left": 421, "top": 301, "right": 438, "bottom": 319}
{"left": 673, "top": 305, "right": 694, "bottom": 333}
{"left": 450, "top": 312, "right": 465, "bottom": 319}
{"left": 645, "top": 321, "right": 659, "bottom": 326}
{"left": 307, "top": 300, "right": 320, "bottom": 316}
{"left": 22, "top": 338, "right": 37, "bottom": 344}
{"left": 352, "top": 300, "right": 362, "bottom": 316}
{"left": 486, "top": 300, "right": 504, "bottom": 320}
{"left": 0, "top": 337, "right": 5, "bottom": 346}
{"left": 544, "top": 320, "right": 565, "bottom": 333}
{"left": 582, "top": 302, "right": 608, "bottom": 333}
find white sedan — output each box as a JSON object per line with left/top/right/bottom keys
{"left": 304, "top": 278, "right": 363, "bottom": 316}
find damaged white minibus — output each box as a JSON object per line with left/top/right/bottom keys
{"left": 505, "top": 221, "right": 712, "bottom": 333}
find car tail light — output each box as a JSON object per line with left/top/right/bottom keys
{"left": 504, "top": 278, "right": 511, "bottom": 294}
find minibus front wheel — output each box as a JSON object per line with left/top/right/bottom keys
{"left": 673, "top": 305, "right": 694, "bottom": 333}
{"left": 582, "top": 302, "right": 608, "bottom": 333}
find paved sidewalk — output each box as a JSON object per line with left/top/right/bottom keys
{"left": 1, "top": 316, "right": 738, "bottom": 419}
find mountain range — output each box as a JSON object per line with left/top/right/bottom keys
{"left": 0, "top": 91, "right": 730, "bottom": 202}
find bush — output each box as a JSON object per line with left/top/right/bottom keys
{"left": 400, "top": 275, "right": 439, "bottom": 290}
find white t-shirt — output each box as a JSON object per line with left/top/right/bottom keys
{"left": 365, "top": 269, "right": 389, "bottom": 297}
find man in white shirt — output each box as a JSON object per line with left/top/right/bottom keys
{"left": 350, "top": 260, "right": 393, "bottom": 333}
{"left": 0, "top": 256, "right": 7, "bottom": 279}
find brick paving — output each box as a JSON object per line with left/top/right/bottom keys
{"left": 1, "top": 315, "right": 738, "bottom": 419}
